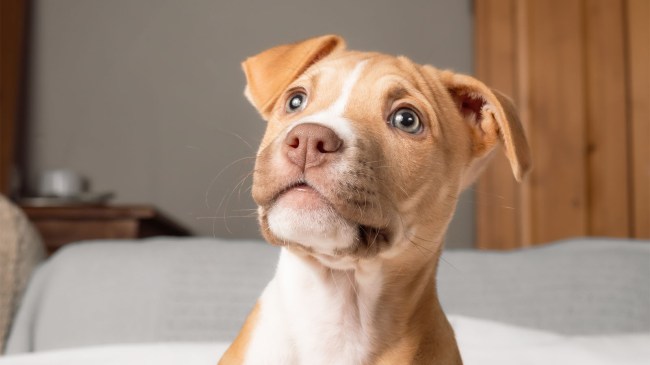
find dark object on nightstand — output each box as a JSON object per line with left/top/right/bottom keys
{"left": 20, "top": 205, "right": 191, "bottom": 254}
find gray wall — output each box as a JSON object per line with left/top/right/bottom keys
{"left": 25, "top": 0, "right": 475, "bottom": 248}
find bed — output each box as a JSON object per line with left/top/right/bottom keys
{"left": 1, "top": 235, "right": 648, "bottom": 364}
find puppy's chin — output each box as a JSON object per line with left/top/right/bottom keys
{"left": 266, "top": 190, "right": 357, "bottom": 255}
{"left": 267, "top": 205, "right": 357, "bottom": 255}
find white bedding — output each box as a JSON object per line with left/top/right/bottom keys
{"left": 1, "top": 316, "right": 648, "bottom": 365}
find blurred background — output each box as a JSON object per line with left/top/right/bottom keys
{"left": 1, "top": 0, "right": 648, "bottom": 252}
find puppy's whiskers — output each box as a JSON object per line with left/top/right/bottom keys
{"left": 204, "top": 156, "right": 255, "bottom": 209}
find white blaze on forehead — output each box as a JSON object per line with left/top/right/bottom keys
{"left": 286, "top": 60, "right": 369, "bottom": 141}
{"left": 328, "top": 60, "right": 368, "bottom": 117}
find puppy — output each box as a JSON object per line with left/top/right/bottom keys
{"left": 219, "top": 35, "right": 530, "bottom": 365}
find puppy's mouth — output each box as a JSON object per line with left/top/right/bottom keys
{"left": 274, "top": 180, "right": 314, "bottom": 200}
{"left": 271, "top": 180, "right": 327, "bottom": 210}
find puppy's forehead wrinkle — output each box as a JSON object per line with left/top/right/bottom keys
{"left": 292, "top": 65, "right": 332, "bottom": 93}
{"left": 299, "top": 64, "right": 337, "bottom": 82}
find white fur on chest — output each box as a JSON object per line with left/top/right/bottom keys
{"left": 243, "top": 249, "right": 383, "bottom": 365}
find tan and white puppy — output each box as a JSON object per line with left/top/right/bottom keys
{"left": 219, "top": 35, "right": 530, "bottom": 365}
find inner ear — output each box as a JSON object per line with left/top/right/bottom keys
{"left": 448, "top": 87, "right": 501, "bottom": 161}
{"left": 450, "top": 89, "right": 488, "bottom": 127}
{"left": 437, "top": 70, "right": 531, "bottom": 182}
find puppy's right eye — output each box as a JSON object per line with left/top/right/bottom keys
{"left": 286, "top": 92, "right": 307, "bottom": 113}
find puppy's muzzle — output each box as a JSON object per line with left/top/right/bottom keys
{"left": 283, "top": 123, "right": 343, "bottom": 171}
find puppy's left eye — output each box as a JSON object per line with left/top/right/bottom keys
{"left": 286, "top": 92, "right": 307, "bottom": 113}
{"left": 390, "top": 108, "right": 422, "bottom": 134}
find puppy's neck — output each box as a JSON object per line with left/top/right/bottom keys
{"left": 263, "top": 244, "right": 453, "bottom": 365}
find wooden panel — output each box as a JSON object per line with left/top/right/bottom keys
{"left": 527, "top": 0, "right": 588, "bottom": 243}
{"left": 627, "top": 0, "right": 650, "bottom": 238}
{"left": 31, "top": 219, "right": 138, "bottom": 253}
{"left": 21, "top": 205, "right": 158, "bottom": 219}
{"left": 475, "top": 0, "right": 524, "bottom": 249}
{"left": 476, "top": 0, "right": 647, "bottom": 248}
{"left": 585, "top": 0, "right": 630, "bottom": 236}
{"left": 0, "top": 0, "right": 27, "bottom": 196}
{"left": 22, "top": 204, "right": 191, "bottom": 254}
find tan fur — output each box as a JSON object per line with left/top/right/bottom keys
{"left": 218, "top": 302, "right": 260, "bottom": 365}
{"left": 220, "top": 35, "right": 531, "bottom": 365}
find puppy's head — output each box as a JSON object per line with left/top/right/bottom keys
{"left": 243, "top": 35, "right": 530, "bottom": 268}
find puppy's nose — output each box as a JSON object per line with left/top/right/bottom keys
{"left": 284, "top": 123, "right": 342, "bottom": 169}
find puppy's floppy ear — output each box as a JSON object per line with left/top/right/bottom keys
{"left": 439, "top": 71, "right": 531, "bottom": 184}
{"left": 242, "top": 35, "right": 346, "bottom": 119}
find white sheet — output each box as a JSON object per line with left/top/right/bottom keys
{"left": 0, "top": 343, "right": 227, "bottom": 365}
{"left": 1, "top": 316, "right": 649, "bottom": 365}
{"left": 450, "top": 316, "right": 650, "bottom": 365}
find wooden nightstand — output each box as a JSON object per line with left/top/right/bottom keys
{"left": 20, "top": 204, "right": 191, "bottom": 254}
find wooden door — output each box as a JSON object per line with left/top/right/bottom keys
{"left": 0, "top": 0, "right": 28, "bottom": 197}
{"left": 475, "top": 0, "right": 649, "bottom": 249}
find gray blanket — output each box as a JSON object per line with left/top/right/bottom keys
{"left": 6, "top": 237, "right": 649, "bottom": 354}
